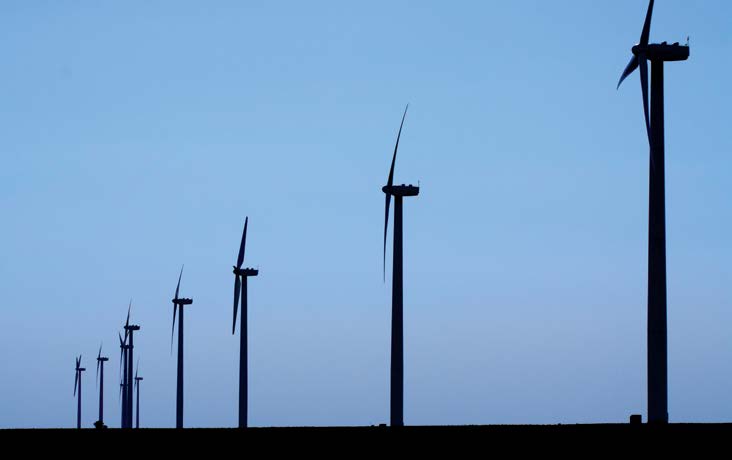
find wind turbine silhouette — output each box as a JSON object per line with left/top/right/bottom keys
{"left": 95, "top": 345, "right": 109, "bottom": 426}
{"left": 382, "top": 105, "right": 419, "bottom": 427}
{"left": 171, "top": 265, "right": 193, "bottom": 429}
{"left": 617, "top": 0, "right": 689, "bottom": 425}
{"left": 134, "top": 360, "right": 143, "bottom": 429}
{"left": 123, "top": 301, "right": 140, "bottom": 429}
{"left": 232, "top": 217, "right": 258, "bottom": 428}
{"left": 73, "top": 355, "right": 85, "bottom": 429}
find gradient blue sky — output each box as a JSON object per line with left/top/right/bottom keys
{"left": 1, "top": 1, "right": 730, "bottom": 428}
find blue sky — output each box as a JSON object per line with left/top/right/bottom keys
{"left": 1, "top": 0, "right": 730, "bottom": 428}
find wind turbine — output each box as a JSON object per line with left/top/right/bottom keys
{"left": 96, "top": 345, "right": 109, "bottom": 426}
{"left": 171, "top": 265, "right": 193, "bottom": 429}
{"left": 123, "top": 301, "right": 140, "bottom": 429}
{"left": 382, "top": 105, "right": 419, "bottom": 427}
{"left": 134, "top": 361, "right": 143, "bottom": 429}
{"left": 232, "top": 217, "right": 258, "bottom": 429}
{"left": 73, "top": 355, "right": 85, "bottom": 429}
{"left": 617, "top": 0, "right": 689, "bottom": 424}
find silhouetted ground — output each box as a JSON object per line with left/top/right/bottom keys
{"left": 2, "top": 424, "right": 730, "bottom": 454}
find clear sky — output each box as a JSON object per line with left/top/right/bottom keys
{"left": 1, "top": 0, "right": 730, "bottom": 428}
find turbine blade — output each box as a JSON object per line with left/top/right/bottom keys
{"left": 174, "top": 265, "right": 184, "bottom": 300}
{"left": 75, "top": 356, "right": 81, "bottom": 395}
{"left": 96, "top": 344, "right": 102, "bottom": 387}
{"left": 135, "top": 358, "right": 139, "bottom": 380}
{"left": 171, "top": 304, "right": 177, "bottom": 354}
{"left": 639, "top": 56, "right": 654, "bottom": 169}
{"left": 639, "top": 57, "right": 651, "bottom": 147}
{"left": 383, "top": 193, "right": 391, "bottom": 282}
{"left": 171, "top": 265, "right": 183, "bottom": 354}
{"left": 640, "top": 0, "right": 655, "bottom": 46}
{"left": 232, "top": 275, "right": 241, "bottom": 334}
{"left": 119, "top": 362, "right": 124, "bottom": 405}
{"left": 236, "top": 217, "right": 248, "bottom": 269}
{"left": 239, "top": 278, "right": 245, "bottom": 331}
{"left": 125, "top": 300, "right": 131, "bottom": 329}
{"left": 382, "top": 105, "right": 408, "bottom": 282}
{"left": 118, "top": 332, "right": 124, "bottom": 375}
{"left": 617, "top": 55, "right": 639, "bottom": 90}
{"left": 386, "top": 104, "right": 409, "bottom": 188}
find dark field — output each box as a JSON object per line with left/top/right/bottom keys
{"left": 2, "top": 424, "right": 730, "bottom": 454}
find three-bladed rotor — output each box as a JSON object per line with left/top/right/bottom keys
{"left": 617, "top": 0, "right": 689, "bottom": 169}
{"left": 617, "top": 0, "right": 655, "bottom": 151}
{"left": 171, "top": 265, "right": 192, "bottom": 350}
{"left": 135, "top": 360, "right": 143, "bottom": 388}
{"left": 96, "top": 344, "right": 108, "bottom": 387}
{"left": 382, "top": 104, "right": 412, "bottom": 281}
{"left": 118, "top": 332, "right": 127, "bottom": 374}
{"left": 232, "top": 218, "right": 247, "bottom": 334}
{"left": 74, "top": 355, "right": 85, "bottom": 396}
{"left": 124, "top": 301, "right": 131, "bottom": 335}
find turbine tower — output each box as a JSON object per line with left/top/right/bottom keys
{"left": 73, "top": 355, "right": 85, "bottom": 429}
{"left": 382, "top": 105, "right": 419, "bottom": 427}
{"left": 134, "top": 361, "right": 143, "bottom": 429}
{"left": 96, "top": 345, "right": 109, "bottom": 426}
{"left": 617, "top": 0, "right": 689, "bottom": 424}
{"left": 171, "top": 265, "right": 193, "bottom": 429}
{"left": 232, "top": 217, "right": 258, "bottom": 429}
{"left": 123, "top": 301, "right": 140, "bottom": 429}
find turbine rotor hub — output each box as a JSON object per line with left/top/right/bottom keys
{"left": 632, "top": 43, "right": 689, "bottom": 62}
{"left": 382, "top": 184, "right": 420, "bottom": 197}
{"left": 234, "top": 267, "right": 259, "bottom": 277}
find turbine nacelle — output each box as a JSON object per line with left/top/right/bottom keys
{"left": 382, "top": 184, "right": 420, "bottom": 197}
{"left": 632, "top": 42, "right": 690, "bottom": 62}
{"left": 173, "top": 298, "right": 193, "bottom": 306}
{"left": 124, "top": 325, "right": 141, "bottom": 332}
{"left": 233, "top": 267, "right": 259, "bottom": 277}
{"left": 97, "top": 357, "right": 109, "bottom": 362}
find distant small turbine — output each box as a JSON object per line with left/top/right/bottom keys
{"left": 134, "top": 360, "right": 143, "bottom": 429}
{"left": 171, "top": 265, "right": 193, "bottom": 429}
{"left": 73, "top": 355, "right": 86, "bottom": 429}
{"left": 381, "top": 105, "right": 419, "bottom": 427}
{"left": 232, "top": 217, "right": 258, "bottom": 428}
{"left": 95, "top": 344, "right": 109, "bottom": 426}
